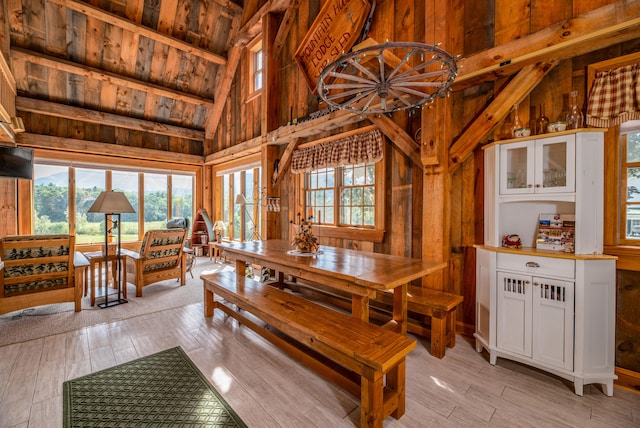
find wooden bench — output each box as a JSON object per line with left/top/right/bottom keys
{"left": 277, "top": 279, "right": 463, "bottom": 359}
{"left": 203, "top": 270, "right": 416, "bottom": 428}
{"left": 380, "top": 285, "right": 463, "bottom": 359}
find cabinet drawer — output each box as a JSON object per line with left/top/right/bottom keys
{"left": 496, "top": 253, "right": 575, "bottom": 279}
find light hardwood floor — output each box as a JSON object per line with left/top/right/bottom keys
{"left": 0, "top": 301, "right": 638, "bottom": 428}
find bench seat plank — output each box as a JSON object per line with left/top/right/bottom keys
{"left": 203, "top": 270, "right": 416, "bottom": 428}
{"left": 275, "top": 278, "right": 463, "bottom": 359}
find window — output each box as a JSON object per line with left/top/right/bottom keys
{"left": 143, "top": 173, "right": 168, "bottom": 232}
{"left": 33, "top": 164, "right": 69, "bottom": 234}
{"left": 621, "top": 127, "right": 640, "bottom": 243}
{"left": 306, "top": 162, "right": 377, "bottom": 227}
{"left": 249, "top": 40, "right": 263, "bottom": 94}
{"left": 171, "top": 174, "right": 193, "bottom": 223}
{"left": 113, "top": 170, "right": 139, "bottom": 240}
{"left": 33, "top": 162, "right": 194, "bottom": 243}
{"left": 76, "top": 168, "right": 105, "bottom": 243}
{"left": 216, "top": 161, "right": 261, "bottom": 242}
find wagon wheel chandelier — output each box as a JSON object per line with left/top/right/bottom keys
{"left": 317, "top": 41, "right": 458, "bottom": 114}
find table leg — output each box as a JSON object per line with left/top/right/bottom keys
{"left": 235, "top": 259, "right": 246, "bottom": 277}
{"left": 352, "top": 295, "right": 370, "bottom": 322}
{"left": 90, "top": 261, "right": 96, "bottom": 307}
{"left": 120, "top": 257, "right": 127, "bottom": 299}
{"left": 393, "top": 283, "right": 408, "bottom": 335}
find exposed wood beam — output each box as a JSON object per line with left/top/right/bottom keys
{"left": 47, "top": 0, "right": 227, "bottom": 66}
{"left": 234, "top": 0, "right": 293, "bottom": 46}
{"left": 205, "top": 12, "right": 243, "bottom": 139}
{"left": 449, "top": 61, "right": 558, "bottom": 171}
{"left": 205, "top": 0, "right": 294, "bottom": 139}
{"left": 271, "top": 137, "right": 300, "bottom": 186}
{"left": 453, "top": 0, "right": 640, "bottom": 90}
{"left": 367, "top": 115, "right": 422, "bottom": 169}
{"left": 205, "top": 135, "right": 262, "bottom": 165}
{"left": 213, "top": 0, "right": 243, "bottom": 14}
{"left": 11, "top": 47, "right": 215, "bottom": 109}
{"left": 16, "top": 97, "right": 204, "bottom": 140}
{"left": 266, "top": 110, "right": 365, "bottom": 145}
{"left": 273, "top": 1, "right": 300, "bottom": 59}
{"left": 18, "top": 133, "right": 203, "bottom": 165}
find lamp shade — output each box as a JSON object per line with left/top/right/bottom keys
{"left": 213, "top": 220, "right": 227, "bottom": 231}
{"left": 88, "top": 191, "right": 136, "bottom": 214}
{"left": 234, "top": 193, "right": 248, "bottom": 205}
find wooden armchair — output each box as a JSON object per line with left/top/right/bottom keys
{"left": 125, "top": 229, "right": 188, "bottom": 297}
{"left": 0, "top": 234, "right": 83, "bottom": 314}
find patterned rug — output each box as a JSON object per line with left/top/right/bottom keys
{"left": 63, "top": 346, "right": 247, "bottom": 427}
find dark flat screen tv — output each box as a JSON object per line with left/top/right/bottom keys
{"left": 0, "top": 146, "right": 34, "bottom": 179}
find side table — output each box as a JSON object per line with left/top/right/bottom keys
{"left": 209, "top": 241, "right": 226, "bottom": 263}
{"left": 83, "top": 251, "right": 127, "bottom": 306}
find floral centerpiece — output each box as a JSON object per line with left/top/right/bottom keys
{"left": 291, "top": 214, "right": 319, "bottom": 253}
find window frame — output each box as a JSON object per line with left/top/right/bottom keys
{"left": 298, "top": 160, "right": 385, "bottom": 242}
{"left": 619, "top": 127, "right": 640, "bottom": 246}
{"left": 29, "top": 153, "right": 199, "bottom": 247}
{"left": 589, "top": 52, "right": 640, "bottom": 271}
{"left": 248, "top": 38, "right": 263, "bottom": 99}
{"left": 213, "top": 154, "right": 262, "bottom": 242}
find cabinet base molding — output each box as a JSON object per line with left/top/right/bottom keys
{"left": 474, "top": 336, "right": 617, "bottom": 397}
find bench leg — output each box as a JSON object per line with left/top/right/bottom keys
{"left": 387, "top": 358, "right": 406, "bottom": 419}
{"left": 204, "top": 286, "right": 214, "bottom": 317}
{"left": 361, "top": 370, "right": 384, "bottom": 428}
{"left": 431, "top": 309, "right": 446, "bottom": 359}
{"left": 446, "top": 308, "right": 457, "bottom": 349}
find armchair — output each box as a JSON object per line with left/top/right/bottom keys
{"left": 125, "top": 229, "right": 188, "bottom": 297}
{"left": 0, "top": 234, "right": 83, "bottom": 314}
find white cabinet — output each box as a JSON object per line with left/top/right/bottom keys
{"left": 500, "top": 135, "right": 575, "bottom": 195}
{"left": 475, "top": 130, "right": 617, "bottom": 396}
{"left": 484, "top": 130, "right": 604, "bottom": 254}
{"left": 496, "top": 258, "right": 574, "bottom": 371}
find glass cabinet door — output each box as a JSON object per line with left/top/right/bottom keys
{"left": 500, "top": 141, "right": 534, "bottom": 194}
{"left": 534, "top": 135, "right": 575, "bottom": 193}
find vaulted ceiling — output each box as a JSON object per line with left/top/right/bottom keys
{"left": 5, "top": 0, "right": 288, "bottom": 152}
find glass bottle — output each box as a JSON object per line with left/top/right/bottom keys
{"left": 565, "top": 90, "right": 584, "bottom": 129}
{"left": 536, "top": 103, "right": 550, "bottom": 135}
{"left": 510, "top": 103, "right": 523, "bottom": 138}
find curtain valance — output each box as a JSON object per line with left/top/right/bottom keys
{"left": 290, "top": 129, "right": 384, "bottom": 173}
{"left": 586, "top": 63, "right": 640, "bottom": 128}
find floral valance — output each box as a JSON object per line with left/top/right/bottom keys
{"left": 290, "top": 129, "right": 384, "bottom": 173}
{"left": 586, "top": 63, "right": 640, "bottom": 127}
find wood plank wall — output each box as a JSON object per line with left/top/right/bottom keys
{"left": 211, "top": 0, "right": 640, "bottom": 342}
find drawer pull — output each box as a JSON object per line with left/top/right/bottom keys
{"left": 526, "top": 261, "right": 540, "bottom": 268}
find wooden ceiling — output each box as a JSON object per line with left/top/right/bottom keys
{"left": 6, "top": 0, "right": 248, "bottom": 148}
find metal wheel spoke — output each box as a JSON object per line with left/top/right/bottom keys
{"left": 327, "top": 71, "right": 378, "bottom": 85}
{"left": 389, "top": 86, "right": 435, "bottom": 99}
{"left": 348, "top": 60, "right": 382, "bottom": 84}
{"left": 325, "top": 86, "right": 376, "bottom": 101}
{"left": 387, "top": 88, "right": 417, "bottom": 108}
{"left": 342, "top": 90, "right": 378, "bottom": 110}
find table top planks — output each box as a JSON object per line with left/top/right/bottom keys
{"left": 216, "top": 239, "right": 446, "bottom": 291}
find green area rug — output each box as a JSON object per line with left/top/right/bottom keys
{"left": 63, "top": 346, "right": 247, "bottom": 427}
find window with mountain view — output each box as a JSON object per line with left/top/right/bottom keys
{"left": 33, "top": 162, "right": 194, "bottom": 243}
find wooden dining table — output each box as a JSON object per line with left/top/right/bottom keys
{"left": 216, "top": 239, "right": 446, "bottom": 334}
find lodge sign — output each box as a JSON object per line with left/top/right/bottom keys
{"left": 294, "top": 0, "right": 371, "bottom": 93}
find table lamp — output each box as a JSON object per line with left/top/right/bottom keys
{"left": 88, "top": 190, "right": 135, "bottom": 308}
